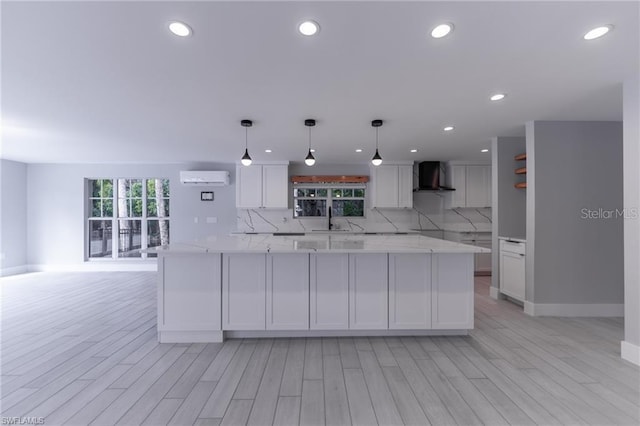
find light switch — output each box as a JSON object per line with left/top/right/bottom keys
{"left": 206, "top": 217, "right": 217, "bottom": 224}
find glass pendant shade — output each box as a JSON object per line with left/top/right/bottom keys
{"left": 371, "top": 149, "right": 383, "bottom": 166}
{"left": 241, "top": 148, "right": 252, "bottom": 166}
{"left": 305, "top": 150, "right": 316, "bottom": 166}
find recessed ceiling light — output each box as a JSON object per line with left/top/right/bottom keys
{"left": 481, "top": 149, "right": 489, "bottom": 153}
{"left": 431, "top": 23, "right": 453, "bottom": 39}
{"left": 298, "top": 20, "right": 320, "bottom": 36}
{"left": 355, "top": 149, "right": 363, "bottom": 153}
{"left": 490, "top": 93, "right": 506, "bottom": 101}
{"left": 265, "top": 149, "right": 272, "bottom": 153}
{"left": 443, "top": 126, "right": 454, "bottom": 131}
{"left": 168, "top": 21, "right": 192, "bottom": 37}
{"left": 584, "top": 25, "right": 613, "bottom": 40}
{"left": 410, "top": 149, "right": 418, "bottom": 153}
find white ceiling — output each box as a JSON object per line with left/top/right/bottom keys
{"left": 1, "top": 1, "right": 638, "bottom": 165}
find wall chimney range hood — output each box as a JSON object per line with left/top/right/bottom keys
{"left": 416, "top": 161, "right": 455, "bottom": 191}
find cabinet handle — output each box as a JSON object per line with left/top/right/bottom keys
{"left": 519, "top": 254, "right": 525, "bottom": 257}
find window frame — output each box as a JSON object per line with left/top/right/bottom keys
{"left": 293, "top": 183, "right": 366, "bottom": 219}
{"left": 86, "top": 178, "right": 170, "bottom": 261}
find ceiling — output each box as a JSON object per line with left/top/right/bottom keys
{"left": 1, "top": 1, "right": 638, "bottom": 165}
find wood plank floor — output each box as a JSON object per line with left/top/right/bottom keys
{"left": 1, "top": 272, "right": 638, "bottom": 425}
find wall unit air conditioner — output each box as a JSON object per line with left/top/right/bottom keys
{"left": 179, "top": 171, "right": 230, "bottom": 186}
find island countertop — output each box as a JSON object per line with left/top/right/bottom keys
{"left": 151, "top": 234, "right": 491, "bottom": 255}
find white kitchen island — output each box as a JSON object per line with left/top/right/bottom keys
{"left": 153, "top": 234, "right": 489, "bottom": 342}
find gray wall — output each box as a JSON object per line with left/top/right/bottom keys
{"left": 528, "top": 121, "right": 624, "bottom": 304}
{"left": 623, "top": 76, "right": 640, "bottom": 347}
{"left": 26, "top": 162, "right": 237, "bottom": 267}
{"left": 0, "top": 159, "right": 28, "bottom": 274}
{"left": 491, "top": 136, "right": 526, "bottom": 290}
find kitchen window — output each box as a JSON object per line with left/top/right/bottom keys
{"left": 87, "top": 178, "right": 170, "bottom": 259}
{"left": 293, "top": 186, "right": 365, "bottom": 218}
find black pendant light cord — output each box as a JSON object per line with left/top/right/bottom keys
{"left": 308, "top": 126, "right": 312, "bottom": 150}
{"left": 245, "top": 126, "right": 249, "bottom": 150}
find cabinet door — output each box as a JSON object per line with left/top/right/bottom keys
{"left": 349, "top": 253, "right": 388, "bottom": 329}
{"left": 266, "top": 254, "right": 309, "bottom": 330}
{"left": 372, "top": 166, "right": 399, "bottom": 208}
{"left": 389, "top": 254, "right": 431, "bottom": 329}
{"left": 262, "top": 165, "right": 288, "bottom": 209}
{"left": 310, "top": 254, "right": 349, "bottom": 329}
{"left": 236, "top": 165, "right": 263, "bottom": 208}
{"left": 161, "top": 254, "right": 221, "bottom": 331}
{"left": 465, "top": 165, "right": 491, "bottom": 207}
{"left": 222, "top": 254, "right": 266, "bottom": 330}
{"left": 474, "top": 240, "right": 492, "bottom": 274}
{"left": 500, "top": 251, "right": 525, "bottom": 301}
{"left": 431, "top": 253, "right": 474, "bottom": 329}
{"left": 450, "top": 165, "right": 467, "bottom": 207}
{"left": 398, "top": 165, "right": 414, "bottom": 208}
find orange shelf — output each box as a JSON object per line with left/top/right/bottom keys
{"left": 514, "top": 153, "right": 527, "bottom": 161}
{"left": 290, "top": 175, "right": 369, "bottom": 183}
{"left": 515, "top": 167, "right": 527, "bottom": 175}
{"left": 514, "top": 182, "right": 527, "bottom": 189}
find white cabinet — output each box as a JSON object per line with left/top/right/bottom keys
{"left": 349, "top": 253, "right": 388, "bottom": 329}
{"left": 431, "top": 253, "right": 474, "bottom": 329}
{"left": 444, "top": 231, "right": 492, "bottom": 274}
{"left": 159, "top": 254, "right": 221, "bottom": 332}
{"left": 370, "top": 164, "right": 413, "bottom": 208}
{"left": 474, "top": 240, "right": 492, "bottom": 274}
{"left": 222, "top": 253, "right": 266, "bottom": 330}
{"left": 449, "top": 164, "right": 491, "bottom": 208}
{"left": 310, "top": 254, "right": 349, "bottom": 329}
{"left": 236, "top": 163, "right": 288, "bottom": 209}
{"left": 266, "top": 254, "right": 309, "bottom": 330}
{"left": 389, "top": 254, "right": 432, "bottom": 329}
{"left": 499, "top": 240, "right": 526, "bottom": 302}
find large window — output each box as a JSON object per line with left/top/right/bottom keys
{"left": 88, "top": 178, "right": 170, "bottom": 259}
{"left": 293, "top": 186, "right": 365, "bottom": 218}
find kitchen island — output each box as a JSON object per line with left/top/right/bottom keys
{"left": 153, "top": 234, "right": 489, "bottom": 342}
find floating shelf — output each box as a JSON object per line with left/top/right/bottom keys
{"left": 515, "top": 167, "right": 527, "bottom": 175}
{"left": 514, "top": 153, "right": 527, "bottom": 161}
{"left": 514, "top": 182, "right": 527, "bottom": 189}
{"left": 290, "top": 175, "right": 369, "bottom": 183}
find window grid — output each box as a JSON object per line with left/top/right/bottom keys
{"left": 293, "top": 186, "right": 365, "bottom": 218}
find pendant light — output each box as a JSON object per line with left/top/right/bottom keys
{"left": 304, "top": 119, "right": 316, "bottom": 166}
{"left": 240, "top": 119, "right": 252, "bottom": 166}
{"left": 371, "top": 119, "right": 383, "bottom": 166}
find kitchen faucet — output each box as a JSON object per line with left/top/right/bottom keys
{"left": 328, "top": 206, "right": 333, "bottom": 230}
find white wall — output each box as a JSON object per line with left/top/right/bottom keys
{"left": 0, "top": 159, "right": 28, "bottom": 275}
{"left": 526, "top": 121, "right": 624, "bottom": 308}
{"left": 26, "top": 162, "right": 237, "bottom": 268}
{"left": 623, "top": 75, "right": 640, "bottom": 364}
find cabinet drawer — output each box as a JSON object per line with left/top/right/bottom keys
{"left": 500, "top": 239, "right": 525, "bottom": 255}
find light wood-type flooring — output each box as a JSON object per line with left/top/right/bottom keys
{"left": 1, "top": 272, "right": 639, "bottom": 425}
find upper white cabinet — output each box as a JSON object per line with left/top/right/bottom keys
{"left": 449, "top": 164, "right": 491, "bottom": 208}
{"left": 370, "top": 164, "right": 413, "bottom": 208}
{"left": 236, "top": 163, "right": 289, "bottom": 209}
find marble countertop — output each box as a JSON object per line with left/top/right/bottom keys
{"left": 151, "top": 234, "right": 491, "bottom": 255}
{"left": 498, "top": 236, "right": 526, "bottom": 243}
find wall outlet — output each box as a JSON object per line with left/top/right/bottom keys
{"left": 206, "top": 217, "right": 217, "bottom": 224}
{"left": 194, "top": 217, "right": 199, "bottom": 224}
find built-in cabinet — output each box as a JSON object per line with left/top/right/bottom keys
{"left": 370, "top": 164, "right": 413, "bottom": 208}
{"left": 310, "top": 254, "right": 349, "bottom": 329}
{"left": 444, "top": 231, "right": 492, "bottom": 274}
{"left": 266, "top": 253, "right": 309, "bottom": 330}
{"left": 222, "top": 253, "right": 266, "bottom": 330}
{"left": 389, "top": 253, "right": 432, "bottom": 329}
{"left": 499, "top": 239, "right": 526, "bottom": 302}
{"left": 432, "top": 253, "right": 474, "bottom": 329}
{"left": 449, "top": 164, "right": 491, "bottom": 208}
{"left": 236, "top": 163, "right": 288, "bottom": 209}
{"left": 349, "top": 253, "right": 388, "bottom": 329}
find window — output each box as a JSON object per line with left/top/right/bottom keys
{"left": 87, "top": 178, "right": 170, "bottom": 259}
{"left": 293, "top": 186, "right": 365, "bottom": 218}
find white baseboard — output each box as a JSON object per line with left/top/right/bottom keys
{"left": 524, "top": 302, "right": 623, "bottom": 317}
{"left": 27, "top": 263, "right": 157, "bottom": 272}
{"left": 621, "top": 341, "right": 640, "bottom": 366}
{"left": 159, "top": 330, "right": 223, "bottom": 343}
{"left": 489, "top": 286, "right": 500, "bottom": 299}
{"left": 226, "top": 329, "right": 469, "bottom": 339}
{"left": 0, "top": 265, "right": 29, "bottom": 277}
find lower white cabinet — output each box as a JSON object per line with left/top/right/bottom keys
{"left": 499, "top": 240, "right": 526, "bottom": 302}
{"left": 431, "top": 253, "right": 474, "bottom": 329}
{"left": 160, "top": 254, "right": 221, "bottom": 331}
{"left": 389, "top": 253, "right": 432, "bottom": 329}
{"left": 310, "top": 254, "right": 349, "bottom": 329}
{"left": 349, "top": 253, "right": 388, "bottom": 329}
{"left": 266, "top": 253, "right": 309, "bottom": 330}
{"left": 222, "top": 253, "right": 266, "bottom": 330}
